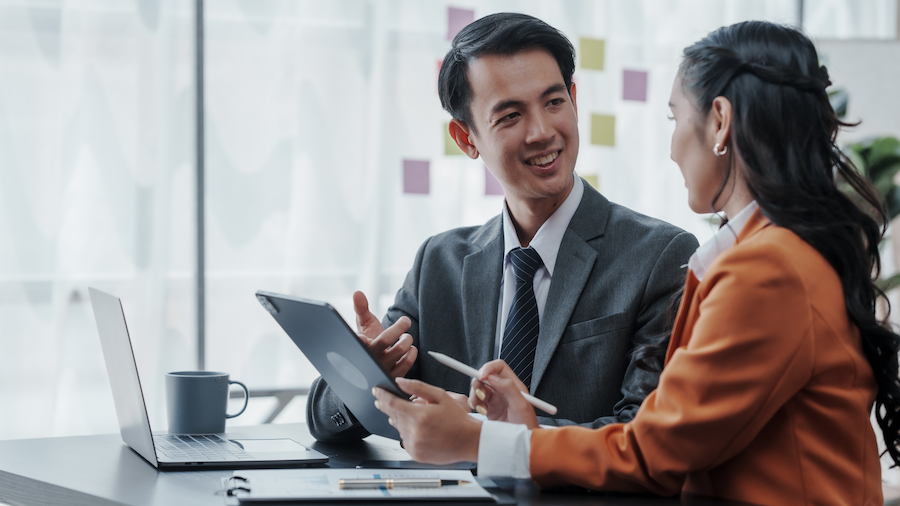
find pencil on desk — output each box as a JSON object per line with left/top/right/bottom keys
{"left": 338, "top": 478, "right": 470, "bottom": 489}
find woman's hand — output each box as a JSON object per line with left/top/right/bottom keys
{"left": 468, "top": 360, "right": 539, "bottom": 429}
{"left": 373, "top": 378, "right": 482, "bottom": 464}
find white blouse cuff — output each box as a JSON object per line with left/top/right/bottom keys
{"left": 476, "top": 420, "right": 532, "bottom": 479}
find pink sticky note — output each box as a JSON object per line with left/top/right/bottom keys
{"left": 485, "top": 166, "right": 504, "bottom": 196}
{"left": 623, "top": 70, "right": 648, "bottom": 102}
{"left": 447, "top": 7, "right": 475, "bottom": 41}
{"left": 403, "top": 159, "right": 430, "bottom": 195}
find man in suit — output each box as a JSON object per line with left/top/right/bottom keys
{"left": 306, "top": 12, "right": 698, "bottom": 442}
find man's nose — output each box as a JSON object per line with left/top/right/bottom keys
{"left": 525, "top": 112, "right": 554, "bottom": 144}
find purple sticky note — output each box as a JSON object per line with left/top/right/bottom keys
{"left": 403, "top": 159, "right": 430, "bottom": 195}
{"left": 485, "top": 166, "right": 504, "bottom": 196}
{"left": 623, "top": 70, "right": 648, "bottom": 102}
{"left": 447, "top": 7, "right": 475, "bottom": 41}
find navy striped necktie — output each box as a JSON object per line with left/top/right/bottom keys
{"left": 500, "top": 247, "right": 544, "bottom": 390}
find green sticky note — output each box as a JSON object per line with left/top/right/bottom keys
{"left": 582, "top": 174, "right": 599, "bottom": 190}
{"left": 444, "top": 123, "right": 464, "bottom": 155}
{"left": 591, "top": 114, "right": 615, "bottom": 146}
{"left": 580, "top": 38, "right": 605, "bottom": 70}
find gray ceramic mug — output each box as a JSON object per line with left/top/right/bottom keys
{"left": 165, "top": 371, "right": 249, "bottom": 434}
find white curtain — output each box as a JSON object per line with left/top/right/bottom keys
{"left": 0, "top": 0, "right": 195, "bottom": 438}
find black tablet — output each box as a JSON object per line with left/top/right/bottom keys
{"left": 255, "top": 291, "right": 405, "bottom": 440}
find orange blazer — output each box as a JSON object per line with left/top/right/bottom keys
{"left": 530, "top": 210, "right": 882, "bottom": 505}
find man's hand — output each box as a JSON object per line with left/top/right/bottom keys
{"left": 353, "top": 291, "right": 418, "bottom": 378}
{"left": 468, "top": 360, "right": 539, "bottom": 429}
{"left": 413, "top": 392, "right": 471, "bottom": 413}
{"left": 373, "top": 378, "right": 481, "bottom": 464}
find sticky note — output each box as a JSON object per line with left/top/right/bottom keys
{"left": 403, "top": 159, "right": 430, "bottom": 194}
{"left": 444, "top": 123, "right": 464, "bottom": 155}
{"left": 591, "top": 114, "right": 615, "bottom": 146}
{"left": 582, "top": 174, "right": 599, "bottom": 190}
{"left": 485, "top": 166, "right": 504, "bottom": 195}
{"left": 447, "top": 7, "right": 475, "bottom": 41}
{"left": 580, "top": 38, "right": 605, "bottom": 70}
{"left": 623, "top": 70, "right": 648, "bottom": 102}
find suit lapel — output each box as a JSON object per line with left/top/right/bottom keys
{"left": 531, "top": 231, "right": 597, "bottom": 393}
{"left": 461, "top": 222, "right": 504, "bottom": 370}
{"left": 530, "top": 180, "right": 608, "bottom": 393}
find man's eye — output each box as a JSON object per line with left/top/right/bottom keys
{"left": 549, "top": 98, "right": 564, "bottom": 106}
{"left": 667, "top": 114, "right": 675, "bottom": 121}
{"left": 501, "top": 112, "right": 519, "bottom": 122}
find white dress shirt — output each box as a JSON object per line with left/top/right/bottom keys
{"left": 493, "top": 175, "right": 585, "bottom": 359}
{"left": 476, "top": 200, "right": 760, "bottom": 479}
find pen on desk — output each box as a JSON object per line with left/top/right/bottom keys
{"left": 427, "top": 351, "right": 558, "bottom": 415}
{"left": 338, "top": 478, "right": 470, "bottom": 489}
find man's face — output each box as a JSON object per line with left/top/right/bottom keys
{"left": 463, "top": 49, "right": 579, "bottom": 207}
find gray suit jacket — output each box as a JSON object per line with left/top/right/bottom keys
{"left": 307, "top": 181, "right": 698, "bottom": 442}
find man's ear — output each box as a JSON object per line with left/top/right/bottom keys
{"left": 709, "top": 96, "right": 732, "bottom": 150}
{"left": 449, "top": 120, "right": 479, "bottom": 160}
{"left": 569, "top": 81, "right": 578, "bottom": 117}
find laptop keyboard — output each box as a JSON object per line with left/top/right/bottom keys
{"left": 153, "top": 434, "right": 254, "bottom": 461}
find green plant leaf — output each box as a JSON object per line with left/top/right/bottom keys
{"left": 868, "top": 137, "right": 900, "bottom": 165}
{"left": 828, "top": 89, "right": 849, "bottom": 119}
{"left": 876, "top": 273, "right": 900, "bottom": 293}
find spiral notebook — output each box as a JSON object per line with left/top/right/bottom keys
{"left": 222, "top": 469, "right": 495, "bottom": 502}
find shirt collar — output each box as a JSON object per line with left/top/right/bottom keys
{"left": 689, "top": 200, "right": 759, "bottom": 281}
{"left": 501, "top": 174, "right": 585, "bottom": 276}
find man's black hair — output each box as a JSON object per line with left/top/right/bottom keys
{"left": 438, "top": 12, "right": 576, "bottom": 133}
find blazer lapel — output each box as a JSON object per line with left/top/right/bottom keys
{"left": 663, "top": 208, "right": 771, "bottom": 364}
{"left": 461, "top": 221, "right": 504, "bottom": 370}
{"left": 530, "top": 180, "right": 607, "bottom": 393}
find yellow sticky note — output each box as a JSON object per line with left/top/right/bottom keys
{"left": 444, "top": 123, "right": 464, "bottom": 155}
{"left": 580, "top": 38, "right": 605, "bottom": 70}
{"left": 591, "top": 114, "right": 615, "bottom": 146}
{"left": 582, "top": 174, "right": 599, "bottom": 190}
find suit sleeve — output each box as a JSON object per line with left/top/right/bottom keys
{"left": 305, "top": 238, "right": 429, "bottom": 442}
{"left": 536, "top": 231, "right": 699, "bottom": 428}
{"left": 529, "top": 244, "right": 815, "bottom": 494}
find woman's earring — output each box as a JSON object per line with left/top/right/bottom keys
{"left": 713, "top": 143, "right": 728, "bottom": 156}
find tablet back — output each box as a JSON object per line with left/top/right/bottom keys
{"left": 255, "top": 291, "right": 404, "bottom": 440}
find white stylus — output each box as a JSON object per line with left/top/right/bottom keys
{"left": 427, "top": 351, "right": 558, "bottom": 415}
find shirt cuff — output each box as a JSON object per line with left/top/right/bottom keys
{"left": 477, "top": 420, "right": 532, "bottom": 479}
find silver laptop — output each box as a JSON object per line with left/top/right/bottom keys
{"left": 88, "top": 287, "right": 328, "bottom": 469}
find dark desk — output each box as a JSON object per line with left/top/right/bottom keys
{"left": 0, "top": 423, "right": 756, "bottom": 506}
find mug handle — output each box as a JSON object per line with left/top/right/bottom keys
{"left": 226, "top": 380, "right": 249, "bottom": 419}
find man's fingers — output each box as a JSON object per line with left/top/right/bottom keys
{"left": 381, "top": 333, "right": 413, "bottom": 364}
{"left": 390, "top": 346, "right": 418, "bottom": 377}
{"left": 353, "top": 291, "right": 384, "bottom": 338}
{"left": 373, "top": 387, "right": 411, "bottom": 416}
{"left": 368, "top": 317, "right": 412, "bottom": 354}
{"left": 395, "top": 377, "right": 447, "bottom": 404}
{"left": 352, "top": 291, "right": 370, "bottom": 319}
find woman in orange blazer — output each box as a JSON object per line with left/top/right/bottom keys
{"left": 372, "top": 21, "right": 900, "bottom": 506}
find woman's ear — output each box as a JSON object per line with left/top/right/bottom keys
{"left": 710, "top": 96, "right": 732, "bottom": 150}
{"left": 448, "top": 120, "right": 479, "bottom": 159}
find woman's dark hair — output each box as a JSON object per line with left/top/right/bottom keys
{"left": 438, "top": 12, "right": 576, "bottom": 132}
{"left": 650, "top": 20, "right": 900, "bottom": 466}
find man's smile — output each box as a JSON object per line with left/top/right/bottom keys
{"left": 526, "top": 150, "right": 561, "bottom": 167}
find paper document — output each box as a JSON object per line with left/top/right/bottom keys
{"left": 224, "top": 468, "right": 493, "bottom": 502}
